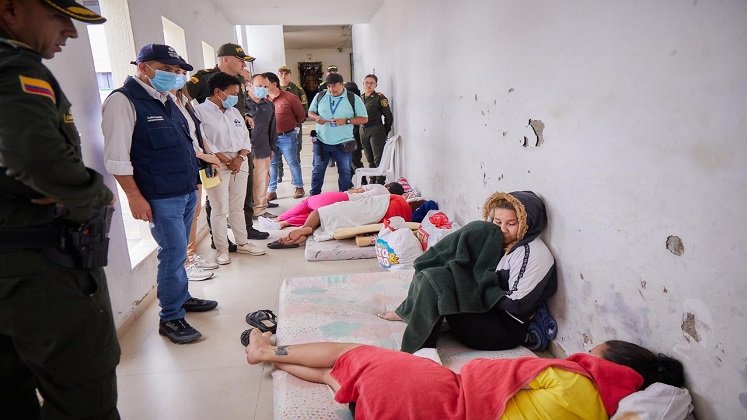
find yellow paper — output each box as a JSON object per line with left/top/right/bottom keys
{"left": 199, "top": 168, "right": 221, "bottom": 189}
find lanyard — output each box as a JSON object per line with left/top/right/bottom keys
{"left": 329, "top": 94, "right": 343, "bottom": 116}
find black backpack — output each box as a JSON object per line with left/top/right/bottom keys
{"left": 314, "top": 89, "right": 357, "bottom": 117}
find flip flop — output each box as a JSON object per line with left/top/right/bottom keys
{"left": 240, "top": 328, "right": 254, "bottom": 347}
{"left": 245, "top": 309, "right": 278, "bottom": 333}
{"left": 267, "top": 240, "right": 299, "bottom": 249}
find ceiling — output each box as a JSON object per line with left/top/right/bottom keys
{"left": 211, "top": 0, "right": 384, "bottom": 25}
{"left": 283, "top": 25, "right": 352, "bottom": 50}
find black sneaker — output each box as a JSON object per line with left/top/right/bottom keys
{"left": 159, "top": 318, "right": 201, "bottom": 344}
{"left": 212, "top": 240, "right": 237, "bottom": 252}
{"left": 267, "top": 202, "right": 280, "bottom": 208}
{"left": 182, "top": 297, "right": 218, "bottom": 312}
{"left": 248, "top": 228, "right": 270, "bottom": 240}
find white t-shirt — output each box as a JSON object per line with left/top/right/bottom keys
{"left": 194, "top": 100, "right": 251, "bottom": 153}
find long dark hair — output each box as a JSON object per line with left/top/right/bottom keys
{"left": 602, "top": 340, "right": 685, "bottom": 388}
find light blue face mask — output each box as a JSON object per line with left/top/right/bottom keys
{"left": 173, "top": 73, "right": 187, "bottom": 90}
{"left": 253, "top": 86, "right": 268, "bottom": 99}
{"left": 145, "top": 64, "right": 177, "bottom": 92}
{"left": 221, "top": 91, "right": 239, "bottom": 108}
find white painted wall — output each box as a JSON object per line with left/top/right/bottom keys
{"left": 126, "top": 0, "right": 236, "bottom": 72}
{"left": 354, "top": 1, "right": 747, "bottom": 418}
{"left": 284, "top": 47, "right": 352, "bottom": 85}
{"left": 244, "top": 25, "right": 286, "bottom": 74}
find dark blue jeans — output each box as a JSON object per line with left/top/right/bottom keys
{"left": 148, "top": 190, "right": 196, "bottom": 321}
{"left": 310, "top": 141, "right": 353, "bottom": 195}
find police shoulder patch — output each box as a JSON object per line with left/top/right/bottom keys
{"left": 19, "top": 75, "right": 55, "bottom": 103}
{"left": 380, "top": 98, "right": 389, "bottom": 107}
{"left": 189, "top": 76, "right": 199, "bottom": 84}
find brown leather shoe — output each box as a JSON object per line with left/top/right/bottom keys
{"left": 293, "top": 187, "right": 305, "bottom": 199}
{"left": 266, "top": 191, "right": 277, "bottom": 201}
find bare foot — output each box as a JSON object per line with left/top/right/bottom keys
{"left": 377, "top": 311, "right": 403, "bottom": 322}
{"left": 245, "top": 329, "right": 273, "bottom": 365}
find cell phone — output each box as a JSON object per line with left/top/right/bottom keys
{"left": 205, "top": 165, "right": 214, "bottom": 178}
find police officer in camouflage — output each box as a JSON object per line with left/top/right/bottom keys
{"left": 186, "top": 43, "right": 271, "bottom": 240}
{"left": 277, "top": 65, "right": 307, "bottom": 180}
{"left": 360, "top": 74, "right": 394, "bottom": 184}
{"left": 0, "top": 0, "right": 120, "bottom": 418}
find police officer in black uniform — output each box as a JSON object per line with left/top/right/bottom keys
{"left": 0, "top": 0, "right": 120, "bottom": 418}
{"left": 186, "top": 43, "right": 271, "bottom": 241}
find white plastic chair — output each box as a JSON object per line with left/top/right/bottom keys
{"left": 354, "top": 135, "right": 400, "bottom": 187}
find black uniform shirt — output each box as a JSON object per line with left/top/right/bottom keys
{"left": 0, "top": 30, "right": 113, "bottom": 227}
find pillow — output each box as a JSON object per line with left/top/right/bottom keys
{"left": 611, "top": 382, "right": 694, "bottom": 420}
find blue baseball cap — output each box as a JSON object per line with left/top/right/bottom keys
{"left": 134, "top": 44, "right": 193, "bottom": 71}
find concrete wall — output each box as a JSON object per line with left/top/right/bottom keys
{"left": 46, "top": 1, "right": 235, "bottom": 330}
{"left": 244, "top": 25, "right": 286, "bottom": 74}
{"left": 284, "top": 47, "right": 353, "bottom": 85}
{"left": 353, "top": 1, "right": 747, "bottom": 418}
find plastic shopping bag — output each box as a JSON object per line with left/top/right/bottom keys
{"left": 375, "top": 216, "right": 423, "bottom": 270}
{"left": 415, "top": 210, "right": 461, "bottom": 250}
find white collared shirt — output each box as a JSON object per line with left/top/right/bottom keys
{"left": 194, "top": 99, "right": 251, "bottom": 153}
{"left": 102, "top": 77, "right": 170, "bottom": 176}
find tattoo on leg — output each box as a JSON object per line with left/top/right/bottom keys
{"left": 275, "top": 345, "right": 289, "bottom": 356}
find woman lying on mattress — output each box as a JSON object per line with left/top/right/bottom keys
{"left": 379, "top": 191, "right": 557, "bottom": 353}
{"left": 245, "top": 329, "right": 685, "bottom": 419}
{"left": 267, "top": 183, "right": 411, "bottom": 249}
{"left": 268, "top": 182, "right": 406, "bottom": 229}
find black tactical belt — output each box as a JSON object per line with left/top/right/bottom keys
{"left": 362, "top": 121, "right": 383, "bottom": 128}
{"left": 0, "top": 225, "right": 65, "bottom": 249}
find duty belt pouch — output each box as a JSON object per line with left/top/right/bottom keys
{"left": 338, "top": 140, "right": 357, "bottom": 153}
{"left": 44, "top": 207, "right": 115, "bottom": 269}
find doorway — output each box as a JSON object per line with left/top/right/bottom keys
{"left": 299, "top": 62, "right": 323, "bottom": 102}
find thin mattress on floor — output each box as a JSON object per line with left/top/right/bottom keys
{"left": 273, "top": 270, "right": 536, "bottom": 420}
{"left": 304, "top": 237, "right": 376, "bottom": 262}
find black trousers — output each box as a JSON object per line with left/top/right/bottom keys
{"left": 422, "top": 308, "right": 527, "bottom": 351}
{"left": 0, "top": 250, "right": 120, "bottom": 419}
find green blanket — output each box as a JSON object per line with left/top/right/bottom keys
{"left": 395, "top": 220, "right": 506, "bottom": 353}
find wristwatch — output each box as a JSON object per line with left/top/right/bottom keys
{"left": 346, "top": 118, "right": 352, "bottom": 125}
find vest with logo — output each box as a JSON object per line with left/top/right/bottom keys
{"left": 113, "top": 76, "right": 198, "bottom": 200}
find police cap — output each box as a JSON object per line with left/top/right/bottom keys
{"left": 327, "top": 64, "right": 339, "bottom": 72}
{"left": 278, "top": 65, "right": 291, "bottom": 73}
{"left": 42, "top": 0, "right": 106, "bottom": 24}
{"left": 217, "top": 43, "right": 256, "bottom": 62}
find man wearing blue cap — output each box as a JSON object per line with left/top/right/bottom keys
{"left": 102, "top": 44, "right": 218, "bottom": 345}
{"left": 0, "top": 0, "right": 120, "bottom": 418}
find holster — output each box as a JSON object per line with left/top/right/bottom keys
{"left": 0, "top": 206, "right": 114, "bottom": 269}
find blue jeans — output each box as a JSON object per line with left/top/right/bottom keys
{"left": 310, "top": 141, "right": 352, "bottom": 195}
{"left": 148, "top": 190, "right": 196, "bottom": 321}
{"left": 269, "top": 133, "right": 303, "bottom": 192}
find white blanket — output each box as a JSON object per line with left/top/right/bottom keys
{"left": 313, "top": 194, "right": 391, "bottom": 241}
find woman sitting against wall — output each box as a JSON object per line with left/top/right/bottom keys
{"left": 379, "top": 191, "right": 557, "bottom": 353}
{"left": 244, "top": 328, "right": 685, "bottom": 419}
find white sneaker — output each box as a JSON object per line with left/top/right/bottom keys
{"left": 412, "top": 347, "right": 443, "bottom": 365}
{"left": 216, "top": 250, "right": 231, "bottom": 265}
{"left": 258, "top": 216, "right": 281, "bottom": 231}
{"left": 189, "top": 254, "right": 218, "bottom": 270}
{"left": 186, "top": 264, "right": 214, "bottom": 281}
{"left": 236, "top": 242, "right": 266, "bottom": 256}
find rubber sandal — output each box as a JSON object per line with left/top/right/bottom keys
{"left": 240, "top": 328, "right": 254, "bottom": 347}
{"left": 245, "top": 309, "right": 278, "bottom": 333}
{"left": 267, "top": 240, "right": 299, "bottom": 249}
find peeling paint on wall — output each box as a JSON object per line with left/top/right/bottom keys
{"left": 529, "top": 119, "right": 546, "bottom": 146}
{"left": 681, "top": 312, "right": 701, "bottom": 342}
{"left": 640, "top": 280, "right": 647, "bottom": 289}
{"left": 666, "top": 235, "right": 685, "bottom": 255}
{"left": 582, "top": 332, "right": 593, "bottom": 345}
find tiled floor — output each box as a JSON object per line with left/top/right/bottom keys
{"left": 116, "top": 123, "right": 383, "bottom": 419}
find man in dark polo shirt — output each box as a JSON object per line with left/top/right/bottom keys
{"left": 265, "top": 72, "right": 307, "bottom": 199}
{"left": 186, "top": 43, "right": 269, "bottom": 241}
{"left": 245, "top": 74, "right": 277, "bottom": 219}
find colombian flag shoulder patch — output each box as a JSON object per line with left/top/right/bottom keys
{"left": 19, "top": 75, "right": 56, "bottom": 104}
